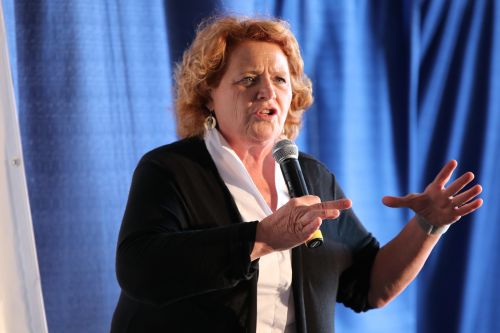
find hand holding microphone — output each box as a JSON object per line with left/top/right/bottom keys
{"left": 254, "top": 196, "right": 351, "bottom": 256}
{"left": 272, "top": 139, "right": 325, "bottom": 248}
{"left": 251, "top": 140, "right": 352, "bottom": 260}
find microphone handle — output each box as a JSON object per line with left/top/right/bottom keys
{"left": 280, "top": 159, "right": 324, "bottom": 248}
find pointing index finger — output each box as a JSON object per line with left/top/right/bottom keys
{"left": 315, "top": 198, "right": 352, "bottom": 214}
{"left": 302, "top": 199, "right": 352, "bottom": 222}
{"left": 331, "top": 198, "right": 352, "bottom": 210}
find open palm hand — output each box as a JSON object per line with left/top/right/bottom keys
{"left": 382, "top": 160, "right": 483, "bottom": 227}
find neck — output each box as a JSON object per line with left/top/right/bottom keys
{"left": 234, "top": 144, "right": 274, "bottom": 169}
{"left": 227, "top": 139, "right": 278, "bottom": 211}
{"left": 222, "top": 133, "right": 276, "bottom": 169}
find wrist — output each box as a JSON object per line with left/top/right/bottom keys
{"left": 416, "top": 215, "right": 450, "bottom": 236}
{"left": 250, "top": 222, "right": 274, "bottom": 261}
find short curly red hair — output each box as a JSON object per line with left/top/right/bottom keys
{"left": 174, "top": 16, "right": 313, "bottom": 139}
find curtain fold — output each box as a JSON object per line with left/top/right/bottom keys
{"left": 5, "top": 1, "right": 175, "bottom": 331}
{"left": 414, "top": 1, "right": 500, "bottom": 333}
{"left": 3, "top": 0, "right": 499, "bottom": 332}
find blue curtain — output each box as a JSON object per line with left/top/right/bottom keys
{"left": 3, "top": 0, "right": 499, "bottom": 332}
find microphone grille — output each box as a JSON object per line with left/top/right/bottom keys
{"left": 272, "top": 139, "right": 299, "bottom": 163}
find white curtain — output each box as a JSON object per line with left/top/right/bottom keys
{"left": 0, "top": 2, "right": 47, "bottom": 333}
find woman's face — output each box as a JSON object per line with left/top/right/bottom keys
{"left": 208, "top": 40, "right": 293, "bottom": 149}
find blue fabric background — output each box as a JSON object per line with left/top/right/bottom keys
{"left": 3, "top": 0, "right": 499, "bottom": 332}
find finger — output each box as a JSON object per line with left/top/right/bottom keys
{"left": 303, "top": 206, "right": 340, "bottom": 221}
{"left": 382, "top": 195, "right": 412, "bottom": 208}
{"left": 452, "top": 184, "right": 482, "bottom": 207}
{"left": 312, "top": 199, "right": 352, "bottom": 217}
{"left": 326, "top": 198, "right": 352, "bottom": 210}
{"left": 444, "top": 172, "right": 475, "bottom": 197}
{"left": 453, "top": 198, "right": 483, "bottom": 216}
{"left": 303, "top": 217, "right": 322, "bottom": 234}
{"left": 293, "top": 195, "right": 321, "bottom": 206}
{"left": 434, "top": 160, "right": 458, "bottom": 188}
{"left": 302, "top": 201, "right": 347, "bottom": 221}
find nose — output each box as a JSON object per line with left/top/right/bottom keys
{"left": 256, "top": 77, "right": 276, "bottom": 100}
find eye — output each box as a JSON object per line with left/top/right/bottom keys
{"left": 239, "top": 76, "right": 257, "bottom": 86}
{"left": 275, "top": 76, "right": 287, "bottom": 84}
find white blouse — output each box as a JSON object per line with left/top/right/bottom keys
{"left": 204, "top": 128, "right": 296, "bottom": 333}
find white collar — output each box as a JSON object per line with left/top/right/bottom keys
{"left": 203, "top": 128, "right": 289, "bottom": 217}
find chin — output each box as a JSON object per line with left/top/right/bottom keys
{"left": 250, "top": 131, "right": 280, "bottom": 144}
{"left": 247, "top": 123, "right": 282, "bottom": 144}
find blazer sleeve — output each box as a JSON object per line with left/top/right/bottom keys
{"left": 299, "top": 154, "right": 380, "bottom": 313}
{"left": 115, "top": 156, "right": 258, "bottom": 306}
{"left": 334, "top": 182, "right": 380, "bottom": 312}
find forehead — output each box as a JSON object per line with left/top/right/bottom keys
{"left": 226, "top": 40, "right": 290, "bottom": 70}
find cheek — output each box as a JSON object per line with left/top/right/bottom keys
{"left": 233, "top": 91, "right": 243, "bottom": 117}
{"left": 281, "top": 92, "right": 293, "bottom": 114}
{"left": 234, "top": 89, "right": 254, "bottom": 118}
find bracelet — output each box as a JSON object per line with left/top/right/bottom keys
{"left": 416, "top": 215, "right": 450, "bottom": 236}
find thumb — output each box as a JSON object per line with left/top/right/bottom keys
{"left": 382, "top": 195, "right": 407, "bottom": 208}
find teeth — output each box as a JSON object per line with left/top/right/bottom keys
{"left": 261, "top": 110, "right": 272, "bottom": 114}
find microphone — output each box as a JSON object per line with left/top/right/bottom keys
{"left": 272, "top": 139, "right": 323, "bottom": 248}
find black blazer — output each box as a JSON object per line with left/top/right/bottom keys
{"left": 111, "top": 137, "right": 379, "bottom": 333}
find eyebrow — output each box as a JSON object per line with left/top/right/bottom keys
{"left": 237, "top": 68, "right": 290, "bottom": 76}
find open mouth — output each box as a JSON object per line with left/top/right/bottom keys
{"left": 257, "top": 109, "right": 277, "bottom": 116}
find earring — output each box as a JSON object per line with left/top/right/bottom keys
{"left": 204, "top": 111, "right": 217, "bottom": 130}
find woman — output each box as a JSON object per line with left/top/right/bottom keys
{"left": 111, "top": 16, "right": 483, "bottom": 332}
